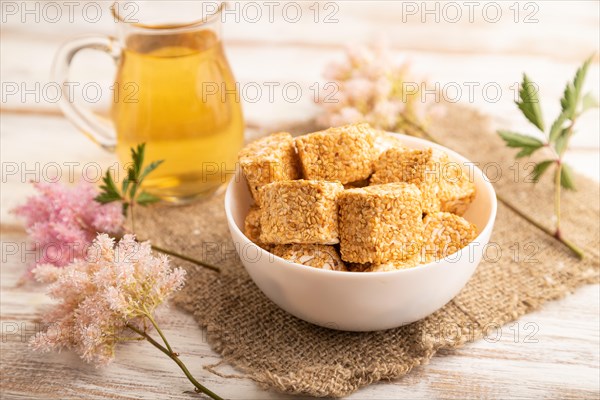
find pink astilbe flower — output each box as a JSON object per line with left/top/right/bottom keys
{"left": 317, "top": 40, "right": 425, "bottom": 132}
{"left": 12, "top": 182, "right": 124, "bottom": 268}
{"left": 30, "top": 234, "right": 186, "bottom": 366}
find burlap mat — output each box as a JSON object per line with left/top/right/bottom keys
{"left": 136, "top": 105, "right": 600, "bottom": 397}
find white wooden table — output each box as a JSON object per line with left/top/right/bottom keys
{"left": 1, "top": 1, "right": 599, "bottom": 398}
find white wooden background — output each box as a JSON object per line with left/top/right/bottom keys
{"left": 1, "top": 1, "right": 599, "bottom": 398}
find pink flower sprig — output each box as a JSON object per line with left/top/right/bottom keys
{"left": 12, "top": 143, "right": 220, "bottom": 273}
{"left": 317, "top": 40, "right": 425, "bottom": 133}
{"left": 13, "top": 181, "right": 124, "bottom": 268}
{"left": 30, "top": 234, "right": 222, "bottom": 400}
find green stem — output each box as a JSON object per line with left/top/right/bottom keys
{"left": 554, "top": 162, "right": 562, "bottom": 236}
{"left": 126, "top": 323, "right": 224, "bottom": 400}
{"left": 551, "top": 114, "right": 577, "bottom": 242}
{"left": 558, "top": 117, "right": 578, "bottom": 158}
{"left": 122, "top": 202, "right": 220, "bottom": 273}
{"left": 113, "top": 233, "right": 220, "bottom": 273}
{"left": 116, "top": 336, "right": 145, "bottom": 342}
{"left": 559, "top": 235, "right": 586, "bottom": 260}
{"left": 403, "top": 118, "right": 586, "bottom": 260}
{"left": 496, "top": 192, "right": 584, "bottom": 259}
{"left": 144, "top": 308, "right": 174, "bottom": 355}
{"left": 150, "top": 244, "right": 220, "bottom": 273}
{"left": 130, "top": 202, "right": 136, "bottom": 233}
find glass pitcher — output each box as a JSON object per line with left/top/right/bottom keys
{"left": 53, "top": 1, "right": 244, "bottom": 202}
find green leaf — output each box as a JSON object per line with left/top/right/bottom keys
{"left": 573, "top": 57, "right": 591, "bottom": 98}
{"left": 136, "top": 143, "right": 145, "bottom": 176}
{"left": 554, "top": 129, "right": 570, "bottom": 154}
{"left": 136, "top": 191, "right": 161, "bottom": 206}
{"left": 532, "top": 160, "right": 554, "bottom": 182}
{"left": 515, "top": 146, "right": 541, "bottom": 158}
{"left": 560, "top": 83, "right": 575, "bottom": 117}
{"left": 560, "top": 57, "right": 592, "bottom": 118}
{"left": 126, "top": 167, "right": 138, "bottom": 199}
{"left": 516, "top": 74, "right": 545, "bottom": 132}
{"left": 127, "top": 166, "right": 136, "bottom": 182}
{"left": 139, "top": 160, "right": 164, "bottom": 183}
{"left": 498, "top": 130, "right": 545, "bottom": 158}
{"left": 121, "top": 177, "right": 130, "bottom": 195}
{"left": 582, "top": 92, "right": 599, "bottom": 113}
{"left": 130, "top": 143, "right": 146, "bottom": 178}
{"left": 96, "top": 171, "right": 122, "bottom": 203}
{"left": 498, "top": 131, "right": 545, "bottom": 148}
{"left": 129, "top": 147, "right": 138, "bottom": 176}
{"left": 95, "top": 191, "right": 123, "bottom": 204}
{"left": 129, "top": 181, "right": 139, "bottom": 200}
{"left": 560, "top": 164, "right": 576, "bottom": 190}
{"left": 548, "top": 112, "right": 567, "bottom": 143}
{"left": 101, "top": 170, "right": 119, "bottom": 192}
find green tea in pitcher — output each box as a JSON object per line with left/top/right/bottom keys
{"left": 111, "top": 31, "right": 244, "bottom": 202}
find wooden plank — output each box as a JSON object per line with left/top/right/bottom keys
{"left": 1, "top": 1, "right": 598, "bottom": 59}
{"left": 2, "top": 42, "right": 599, "bottom": 149}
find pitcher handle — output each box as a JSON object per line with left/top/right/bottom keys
{"left": 52, "top": 35, "right": 122, "bottom": 151}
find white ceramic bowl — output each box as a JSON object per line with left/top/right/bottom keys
{"left": 225, "top": 133, "right": 497, "bottom": 331}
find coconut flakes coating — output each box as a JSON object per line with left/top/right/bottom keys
{"left": 271, "top": 244, "right": 347, "bottom": 271}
